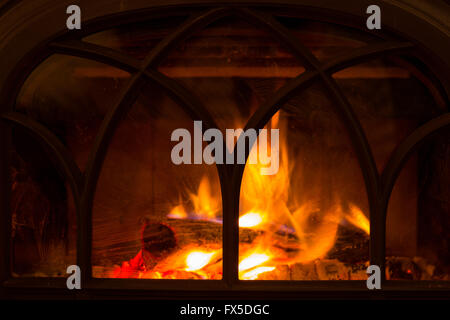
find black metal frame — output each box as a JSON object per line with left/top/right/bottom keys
{"left": 1, "top": 1, "right": 449, "bottom": 298}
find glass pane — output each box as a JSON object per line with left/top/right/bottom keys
{"left": 16, "top": 54, "right": 131, "bottom": 171}
{"left": 333, "top": 55, "right": 444, "bottom": 172}
{"left": 92, "top": 84, "right": 222, "bottom": 279}
{"left": 276, "top": 16, "right": 381, "bottom": 62}
{"left": 11, "top": 127, "right": 76, "bottom": 277}
{"left": 83, "top": 15, "right": 188, "bottom": 59}
{"left": 157, "top": 17, "right": 305, "bottom": 133}
{"left": 386, "top": 127, "right": 450, "bottom": 280}
{"left": 238, "top": 82, "right": 370, "bottom": 280}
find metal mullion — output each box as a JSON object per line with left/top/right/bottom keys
{"left": 234, "top": 8, "right": 315, "bottom": 70}
{"left": 143, "top": 69, "right": 218, "bottom": 130}
{"left": 49, "top": 41, "right": 414, "bottom": 134}
{"left": 47, "top": 40, "right": 222, "bottom": 131}
{"left": 143, "top": 7, "right": 232, "bottom": 68}
{"left": 322, "top": 41, "right": 414, "bottom": 74}
{"left": 49, "top": 40, "right": 141, "bottom": 73}
{"left": 80, "top": 72, "right": 147, "bottom": 285}
{"left": 241, "top": 42, "right": 415, "bottom": 136}
{"left": 380, "top": 114, "right": 450, "bottom": 225}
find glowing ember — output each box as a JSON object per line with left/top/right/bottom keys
{"left": 185, "top": 251, "right": 215, "bottom": 271}
{"left": 239, "top": 253, "right": 270, "bottom": 272}
{"left": 241, "top": 266, "right": 276, "bottom": 280}
{"left": 239, "top": 212, "right": 263, "bottom": 228}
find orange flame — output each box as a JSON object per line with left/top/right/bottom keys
{"left": 168, "top": 204, "right": 188, "bottom": 219}
{"left": 345, "top": 204, "right": 370, "bottom": 235}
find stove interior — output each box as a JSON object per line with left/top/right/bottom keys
{"left": 10, "top": 16, "right": 450, "bottom": 281}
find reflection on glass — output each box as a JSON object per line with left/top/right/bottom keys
{"left": 17, "top": 54, "right": 131, "bottom": 170}
{"left": 333, "top": 55, "right": 444, "bottom": 172}
{"left": 11, "top": 128, "right": 76, "bottom": 277}
{"left": 158, "top": 17, "right": 305, "bottom": 132}
{"left": 276, "top": 16, "right": 381, "bottom": 61}
{"left": 83, "top": 16, "right": 188, "bottom": 59}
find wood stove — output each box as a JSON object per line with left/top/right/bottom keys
{"left": 0, "top": 0, "right": 449, "bottom": 299}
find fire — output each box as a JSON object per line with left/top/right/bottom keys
{"left": 241, "top": 267, "right": 276, "bottom": 280}
{"left": 345, "top": 204, "right": 370, "bottom": 235}
{"left": 168, "top": 204, "right": 188, "bottom": 219}
{"left": 149, "top": 110, "right": 371, "bottom": 280}
{"left": 239, "top": 212, "right": 263, "bottom": 228}
{"left": 189, "top": 176, "right": 221, "bottom": 220}
{"left": 185, "top": 251, "right": 216, "bottom": 271}
{"left": 238, "top": 112, "right": 342, "bottom": 266}
{"left": 239, "top": 253, "right": 270, "bottom": 272}
{"left": 168, "top": 176, "right": 221, "bottom": 222}
{"left": 239, "top": 252, "right": 276, "bottom": 280}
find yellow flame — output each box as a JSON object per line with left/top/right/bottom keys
{"left": 185, "top": 251, "right": 215, "bottom": 271}
{"left": 345, "top": 204, "right": 370, "bottom": 235}
{"left": 241, "top": 266, "right": 276, "bottom": 280}
{"left": 168, "top": 204, "right": 188, "bottom": 219}
{"left": 239, "top": 212, "right": 263, "bottom": 228}
{"left": 189, "top": 176, "right": 221, "bottom": 219}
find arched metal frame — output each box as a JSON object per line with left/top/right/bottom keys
{"left": 0, "top": 1, "right": 449, "bottom": 298}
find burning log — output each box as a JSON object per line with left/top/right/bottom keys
{"left": 326, "top": 224, "right": 369, "bottom": 264}
{"left": 254, "top": 259, "right": 368, "bottom": 280}
{"left": 140, "top": 220, "right": 177, "bottom": 269}
{"left": 162, "top": 218, "right": 262, "bottom": 246}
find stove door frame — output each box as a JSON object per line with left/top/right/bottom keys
{"left": 0, "top": 0, "right": 449, "bottom": 298}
